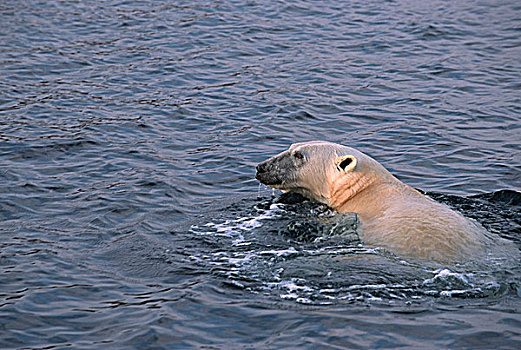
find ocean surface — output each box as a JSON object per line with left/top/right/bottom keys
{"left": 1, "top": 0, "right": 520, "bottom": 348}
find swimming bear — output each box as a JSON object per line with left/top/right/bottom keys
{"left": 256, "top": 141, "right": 500, "bottom": 262}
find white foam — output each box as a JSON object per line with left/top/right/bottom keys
{"left": 190, "top": 203, "right": 284, "bottom": 245}
{"left": 296, "top": 297, "right": 314, "bottom": 304}
{"left": 210, "top": 251, "right": 255, "bottom": 266}
{"left": 268, "top": 279, "right": 315, "bottom": 299}
{"left": 440, "top": 289, "right": 475, "bottom": 297}
{"left": 366, "top": 296, "right": 383, "bottom": 302}
{"left": 280, "top": 292, "right": 299, "bottom": 300}
{"left": 422, "top": 268, "right": 472, "bottom": 286}
{"left": 346, "top": 284, "right": 387, "bottom": 291}
{"left": 259, "top": 247, "right": 298, "bottom": 257}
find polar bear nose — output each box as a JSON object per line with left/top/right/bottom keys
{"left": 256, "top": 161, "right": 268, "bottom": 173}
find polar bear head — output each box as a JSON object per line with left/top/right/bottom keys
{"left": 255, "top": 141, "right": 394, "bottom": 209}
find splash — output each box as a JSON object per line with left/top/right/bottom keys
{"left": 190, "top": 202, "right": 284, "bottom": 246}
{"left": 186, "top": 195, "right": 518, "bottom": 305}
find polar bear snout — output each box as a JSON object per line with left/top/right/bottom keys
{"left": 256, "top": 151, "right": 298, "bottom": 188}
{"left": 255, "top": 160, "right": 268, "bottom": 174}
{"left": 255, "top": 158, "right": 284, "bottom": 186}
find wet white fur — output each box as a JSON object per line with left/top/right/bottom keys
{"left": 269, "top": 141, "right": 498, "bottom": 262}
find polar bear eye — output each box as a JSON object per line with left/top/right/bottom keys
{"left": 294, "top": 151, "right": 304, "bottom": 160}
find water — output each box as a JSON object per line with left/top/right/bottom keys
{"left": 1, "top": 0, "right": 520, "bottom": 348}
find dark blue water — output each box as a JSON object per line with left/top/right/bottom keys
{"left": 1, "top": 0, "right": 520, "bottom": 348}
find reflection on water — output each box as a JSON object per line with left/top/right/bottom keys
{"left": 1, "top": 0, "right": 520, "bottom": 348}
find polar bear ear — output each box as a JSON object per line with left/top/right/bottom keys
{"left": 335, "top": 155, "right": 357, "bottom": 173}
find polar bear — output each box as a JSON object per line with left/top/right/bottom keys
{"left": 255, "top": 141, "right": 499, "bottom": 262}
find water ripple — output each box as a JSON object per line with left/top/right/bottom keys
{"left": 1, "top": 0, "right": 521, "bottom": 348}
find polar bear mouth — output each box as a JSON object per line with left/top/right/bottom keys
{"left": 255, "top": 170, "right": 284, "bottom": 188}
